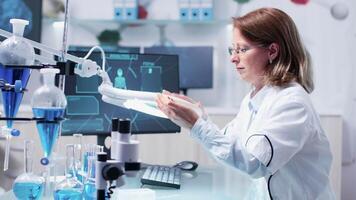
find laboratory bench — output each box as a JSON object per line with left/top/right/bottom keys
{"left": 0, "top": 107, "right": 342, "bottom": 199}
{"left": 1, "top": 165, "right": 259, "bottom": 200}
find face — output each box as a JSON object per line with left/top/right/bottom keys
{"left": 230, "top": 28, "right": 270, "bottom": 87}
{"left": 117, "top": 68, "right": 123, "bottom": 76}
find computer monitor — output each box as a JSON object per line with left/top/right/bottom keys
{"left": 60, "top": 50, "right": 180, "bottom": 136}
{"left": 68, "top": 46, "right": 140, "bottom": 54}
{"left": 144, "top": 46, "right": 213, "bottom": 90}
{"left": 23, "top": 0, "right": 42, "bottom": 42}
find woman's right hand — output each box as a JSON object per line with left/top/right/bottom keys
{"left": 161, "top": 90, "right": 208, "bottom": 121}
{"left": 156, "top": 90, "right": 208, "bottom": 127}
{"left": 161, "top": 90, "right": 195, "bottom": 103}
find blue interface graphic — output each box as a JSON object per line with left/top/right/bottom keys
{"left": 61, "top": 51, "right": 180, "bottom": 135}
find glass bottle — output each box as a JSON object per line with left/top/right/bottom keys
{"left": 54, "top": 144, "right": 83, "bottom": 200}
{"left": 83, "top": 155, "right": 96, "bottom": 200}
{"left": 73, "top": 133, "right": 84, "bottom": 182}
{"left": 31, "top": 68, "right": 67, "bottom": 165}
{"left": 12, "top": 140, "right": 44, "bottom": 200}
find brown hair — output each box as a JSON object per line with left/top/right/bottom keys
{"left": 233, "top": 8, "right": 314, "bottom": 93}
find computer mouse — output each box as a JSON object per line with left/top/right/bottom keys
{"left": 173, "top": 161, "right": 198, "bottom": 171}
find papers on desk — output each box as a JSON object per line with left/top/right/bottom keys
{"left": 115, "top": 188, "right": 156, "bottom": 200}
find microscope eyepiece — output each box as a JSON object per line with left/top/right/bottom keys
{"left": 119, "top": 119, "right": 130, "bottom": 134}
{"left": 97, "top": 152, "right": 107, "bottom": 162}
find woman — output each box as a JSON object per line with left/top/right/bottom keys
{"left": 156, "top": 8, "right": 334, "bottom": 200}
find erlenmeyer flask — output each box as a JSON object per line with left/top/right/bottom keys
{"left": 54, "top": 144, "right": 83, "bottom": 200}
{"left": 31, "top": 68, "right": 67, "bottom": 165}
{"left": 12, "top": 140, "right": 44, "bottom": 200}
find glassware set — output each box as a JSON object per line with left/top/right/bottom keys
{"left": 13, "top": 140, "right": 44, "bottom": 200}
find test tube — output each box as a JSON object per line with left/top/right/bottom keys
{"left": 4, "top": 132, "right": 11, "bottom": 171}
{"left": 73, "top": 133, "right": 83, "bottom": 172}
{"left": 2, "top": 126, "right": 19, "bottom": 171}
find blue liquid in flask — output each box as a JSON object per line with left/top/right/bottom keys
{"left": 0, "top": 66, "right": 31, "bottom": 128}
{"left": 83, "top": 181, "right": 96, "bottom": 200}
{"left": 2, "top": 91, "right": 24, "bottom": 128}
{"left": 13, "top": 182, "right": 44, "bottom": 200}
{"left": 54, "top": 189, "right": 82, "bottom": 200}
{"left": 32, "top": 107, "right": 65, "bottom": 159}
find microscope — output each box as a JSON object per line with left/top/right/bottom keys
{"left": 111, "top": 118, "right": 141, "bottom": 171}
{"left": 95, "top": 152, "right": 125, "bottom": 200}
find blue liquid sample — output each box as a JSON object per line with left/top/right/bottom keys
{"left": 0, "top": 66, "right": 31, "bottom": 128}
{"left": 82, "top": 153, "right": 96, "bottom": 175}
{"left": 13, "top": 182, "right": 43, "bottom": 200}
{"left": 76, "top": 170, "right": 85, "bottom": 183}
{"left": 68, "top": 169, "right": 84, "bottom": 183}
{"left": 83, "top": 152, "right": 89, "bottom": 173}
{"left": 54, "top": 189, "right": 82, "bottom": 200}
{"left": 83, "top": 181, "right": 96, "bottom": 200}
{"left": 32, "top": 107, "right": 65, "bottom": 158}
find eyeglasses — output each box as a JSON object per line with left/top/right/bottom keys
{"left": 228, "top": 45, "right": 265, "bottom": 56}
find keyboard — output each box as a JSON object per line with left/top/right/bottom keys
{"left": 141, "top": 165, "right": 182, "bottom": 189}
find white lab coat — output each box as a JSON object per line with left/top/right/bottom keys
{"left": 191, "top": 82, "right": 335, "bottom": 200}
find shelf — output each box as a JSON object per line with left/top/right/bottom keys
{"left": 43, "top": 17, "right": 231, "bottom": 27}
{"left": 42, "top": 17, "right": 231, "bottom": 46}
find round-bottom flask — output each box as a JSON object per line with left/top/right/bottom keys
{"left": 13, "top": 140, "right": 44, "bottom": 200}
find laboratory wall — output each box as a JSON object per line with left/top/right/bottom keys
{"left": 0, "top": 0, "right": 356, "bottom": 199}
{"left": 36, "top": 0, "right": 356, "bottom": 114}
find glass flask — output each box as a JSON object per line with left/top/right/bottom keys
{"left": 0, "top": 18, "right": 33, "bottom": 128}
{"left": 0, "top": 18, "right": 35, "bottom": 65}
{"left": 83, "top": 155, "right": 96, "bottom": 200}
{"left": 0, "top": 18, "right": 33, "bottom": 171}
{"left": 31, "top": 68, "right": 67, "bottom": 166}
{"left": 73, "top": 133, "right": 83, "bottom": 181}
{"left": 54, "top": 144, "right": 83, "bottom": 200}
{"left": 13, "top": 140, "right": 44, "bottom": 200}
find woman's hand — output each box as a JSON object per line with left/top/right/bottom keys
{"left": 156, "top": 90, "right": 201, "bottom": 129}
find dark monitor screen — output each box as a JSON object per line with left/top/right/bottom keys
{"left": 68, "top": 46, "right": 140, "bottom": 54}
{"left": 144, "top": 46, "right": 213, "bottom": 89}
{"left": 61, "top": 51, "right": 180, "bottom": 135}
{"left": 23, "top": 0, "right": 42, "bottom": 42}
{"left": 0, "top": 0, "right": 42, "bottom": 42}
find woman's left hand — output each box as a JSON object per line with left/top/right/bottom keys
{"left": 156, "top": 92, "right": 200, "bottom": 129}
